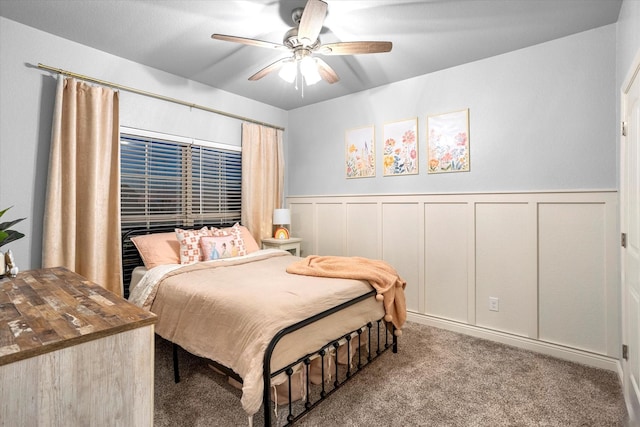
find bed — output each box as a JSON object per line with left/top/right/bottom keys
{"left": 122, "top": 224, "right": 406, "bottom": 426}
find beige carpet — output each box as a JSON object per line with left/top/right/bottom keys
{"left": 154, "top": 321, "right": 627, "bottom": 426}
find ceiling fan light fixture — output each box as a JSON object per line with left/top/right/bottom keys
{"left": 211, "top": 0, "right": 392, "bottom": 88}
{"left": 300, "top": 56, "right": 321, "bottom": 85}
{"left": 278, "top": 60, "right": 297, "bottom": 83}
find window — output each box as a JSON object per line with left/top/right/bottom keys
{"left": 119, "top": 128, "right": 241, "bottom": 296}
{"left": 120, "top": 128, "right": 242, "bottom": 230}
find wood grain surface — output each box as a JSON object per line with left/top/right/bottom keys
{"left": 0, "top": 266, "right": 156, "bottom": 365}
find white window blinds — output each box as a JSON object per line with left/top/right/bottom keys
{"left": 120, "top": 130, "right": 242, "bottom": 230}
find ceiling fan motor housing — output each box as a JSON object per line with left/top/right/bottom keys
{"left": 284, "top": 27, "right": 320, "bottom": 50}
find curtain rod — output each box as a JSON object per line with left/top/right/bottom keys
{"left": 37, "top": 63, "right": 285, "bottom": 131}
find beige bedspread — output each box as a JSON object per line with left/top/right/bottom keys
{"left": 130, "top": 250, "right": 386, "bottom": 417}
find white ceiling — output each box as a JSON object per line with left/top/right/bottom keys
{"left": 0, "top": 0, "right": 622, "bottom": 111}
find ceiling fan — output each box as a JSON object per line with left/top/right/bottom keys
{"left": 211, "top": 0, "right": 392, "bottom": 85}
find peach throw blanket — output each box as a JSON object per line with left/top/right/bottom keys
{"left": 286, "top": 255, "right": 407, "bottom": 330}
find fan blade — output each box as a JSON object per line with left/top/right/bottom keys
{"left": 212, "top": 34, "right": 287, "bottom": 51}
{"left": 315, "top": 58, "right": 339, "bottom": 84}
{"left": 248, "top": 58, "right": 288, "bottom": 81}
{"left": 298, "top": 0, "right": 327, "bottom": 46}
{"left": 319, "top": 41, "right": 392, "bottom": 55}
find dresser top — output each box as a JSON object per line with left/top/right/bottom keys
{"left": 0, "top": 267, "right": 156, "bottom": 366}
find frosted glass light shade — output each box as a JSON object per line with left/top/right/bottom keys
{"left": 300, "top": 57, "right": 321, "bottom": 85}
{"left": 278, "top": 61, "right": 297, "bottom": 83}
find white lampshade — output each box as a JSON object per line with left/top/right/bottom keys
{"left": 273, "top": 208, "right": 291, "bottom": 225}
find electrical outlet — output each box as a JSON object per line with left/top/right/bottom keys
{"left": 489, "top": 297, "right": 499, "bottom": 312}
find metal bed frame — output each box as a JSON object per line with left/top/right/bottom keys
{"left": 122, "top": 225, "right": 399, "bottom": 426}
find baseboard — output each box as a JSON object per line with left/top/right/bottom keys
{"left": 407, "top": 312, "right": 620, "bottom": 372}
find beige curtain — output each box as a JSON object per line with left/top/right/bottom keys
{"left": 43, "top": 77, "right": 122, "bottom": 296}
{"left": 241, "top": 123, "right": 284, "bottom": 244}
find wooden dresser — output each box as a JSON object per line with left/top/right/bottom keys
{"left": 0, "top": 267, "right": 157, "bottom": 426}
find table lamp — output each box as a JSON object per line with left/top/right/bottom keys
{"left": 273, "top": 209, "right": 291, "bottom": 239}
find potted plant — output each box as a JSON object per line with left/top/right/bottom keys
{"left": 0, "top": 206, "right": 26, "bottom": 276}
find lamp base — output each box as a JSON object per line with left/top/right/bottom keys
{"left": 274, "top": 227, "right": 290, "bottom": 239}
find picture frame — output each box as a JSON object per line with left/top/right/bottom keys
{"left": 345, "top": 125, "right": 375, "bottom": 178}
{"left": 383, "top": 118, "right": 418, "bottom": 176}
{"left": 427, "top": 109, "right": 470, "bottom": 173}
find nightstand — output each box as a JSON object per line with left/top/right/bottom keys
{"left": 262, "top": 237, "right": 302, "bottom": 257}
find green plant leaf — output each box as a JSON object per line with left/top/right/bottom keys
{"left": 0, "top": 230, "right": 25, "bottom": 248}
{"left": 0, "top": 206, "right": 26, "bottom": 248}
{"left": 0, "top": 218, "right": 25, "bottom": 232}
{"left": 0, "top": 206, "right": 11, "bottom": 219}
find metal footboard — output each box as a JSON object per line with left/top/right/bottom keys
{"left": 171, "top": 289, "right": 398, "bottom": 425}
{"left": 262, "top": 289, "right": 398, "bottom": 426}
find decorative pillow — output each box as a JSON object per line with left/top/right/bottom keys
{"left": 211, "top": 223, "right": 247, "bottom": 256}
{"left": 131, "top": 232, "right": 180, "bottom": 269}
{"left": 200, "top": 234, "right": 243, "bottom": 260}
{"left": 238, "top": 225, "right": 260, "bottom": 253}
{"left": 175, "top": 226, "right": 211, "bottom": 264}
{"left": 211, "top": 223, "right": 259, "bottom": 254}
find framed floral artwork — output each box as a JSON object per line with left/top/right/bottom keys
{"left": 427, "top": 109, "right": 470, "bottom": 173}
{"left": 383, "top": 118, "right": 418, "bottom": 176}
{"left": 345, "top": 125, "right": 375, "bottom": 178}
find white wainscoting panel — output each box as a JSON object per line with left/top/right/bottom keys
{"left": 382, "top": 202, "right": 422, "bottom": 312}
{"left": 316, "top": 203, "right": 345, "bottom": 256}
{"left": 346, "top": 203, "right": 379, "bottom": 258}
{"left": 424, "top": 203, "right": 469, "bottom": 323}
{"left": 290, "top": 203, "right": 314, "bottom": 257}
{"left": 538, "top": 202, "right": 608, "bottom": 354}
{"left": 475, "top": 202, "right": 537, "bottom": 338}
{"left": 287, "top": 191, "right": 619, "bottom": 369}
